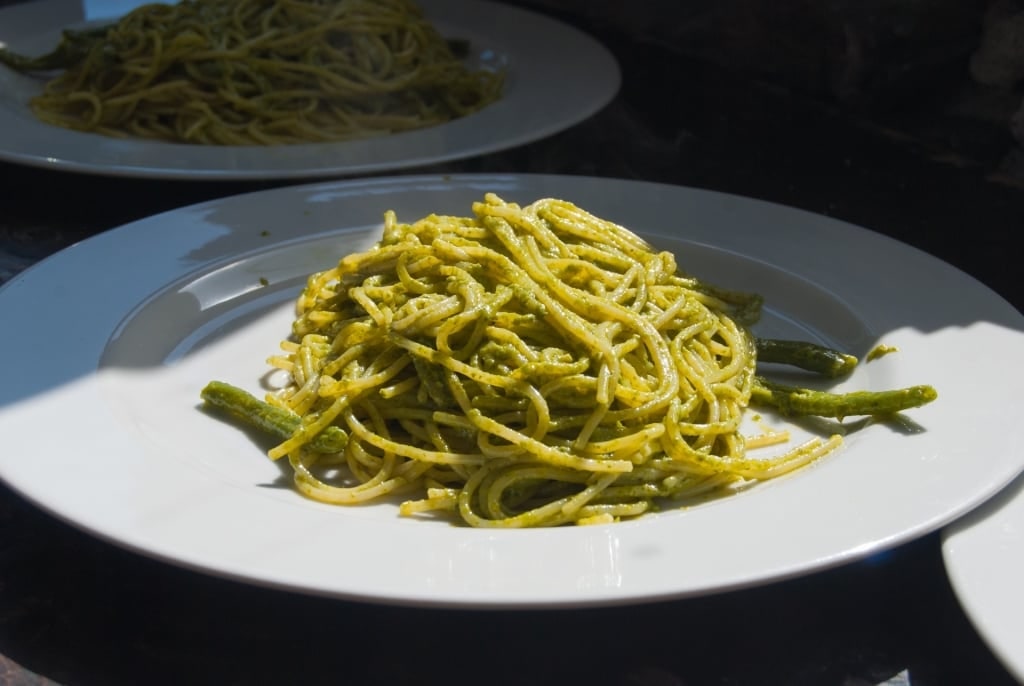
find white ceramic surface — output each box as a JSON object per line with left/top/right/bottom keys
{"left": 0, "top": 0, "right": 619, "bottom": 179}
{"left": 1, "top": 174, "right": 1021, "bottom": 609}
{"left": 943, "top": 473, "right": 1024, "bottom": 682}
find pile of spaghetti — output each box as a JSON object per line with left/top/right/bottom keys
{"left": 12, "top": 0, "right": 503, "bottom": 144}
{"left": 203, "top": 194, "right": 878, "bottom": 527}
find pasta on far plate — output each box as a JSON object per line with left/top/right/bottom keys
{"left": 0, "top": 0, "right": 504, "bottom": 144}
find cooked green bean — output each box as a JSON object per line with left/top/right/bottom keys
{"left": 200, "top": 381, "right": 348, "bottom": 454}
{"left": 755, "top": 338, "right": 859, "bottom": 378}
{"left": 750, "top": 376, "right": 937, "bottom": 419}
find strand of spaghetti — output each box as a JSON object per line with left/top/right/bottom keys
{"left": 434, "top": 363, "right": 633, "bottom": 473}
{"left": 537, "top": 199, "right": 657, "bottom": 259}
{"left": 465, "top": 409, "right": 632, "bottom": 473}
{"left": 727, "top": 435, "right": 842, "bottom": 480}
{"left": 267, "top": 353, "right": 410, "bottom": 458}
{"left": 481, "top": 217, "right": 623, "bottom": 405}
{"left": 517, "top": 231, "right": 683, "bottom": 417}
{"left": 458, "top": 462, "right": 616, "bottom": 528}
{"left": 388, "top": 333, "right": 534, "bottom": 394}
{"left": 290, "top": 453, "right": 412, "bottom": 504}
{"left": 433, "top": 235, "right": 622, "bottom": 405}
{"left": 580, "top": 423, "right": 666, "bottom": 458}
{"left": 342, "top": 406, "right": 484, "bottom": 465}
{"left": 343, "top": 405, "right": 398, "bottom": 480}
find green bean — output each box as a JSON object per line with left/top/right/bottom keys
{"left": 750, "top": 376, "right": 937, "bottom": 420}
{"left": 755, "top": 338, "right": 859, "bottom": 378}
{"left": 200, "top": 381, "right": 348, "bottom": 454}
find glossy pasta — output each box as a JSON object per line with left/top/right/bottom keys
{"left": 257, "top": 194, "right": 841, "bottom": 527}
{"left": 25, "top": 0, "right": 503, "bottom": 144}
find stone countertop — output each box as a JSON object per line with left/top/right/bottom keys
{"left": 0, "top": 1, "right": 1022, "bottom": 685}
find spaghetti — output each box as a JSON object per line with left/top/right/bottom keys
{"left": 22, "top": 0, "right": 503, "bottom": 144}
{"left": 253, "top": 194, "right": 842, "bottom": 527}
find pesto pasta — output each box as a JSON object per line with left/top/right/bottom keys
{"left": 211, "top": 194, "right": 850, "bottom": 527}
{"left": 5, "top": 0, "right": 503, "bottom": 144}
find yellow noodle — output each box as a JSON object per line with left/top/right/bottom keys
{"left": 250, "top": 194, "right": 844, "bottom": 527}
{"left": 27, "top": 0, "right": 503, "bottom": 144}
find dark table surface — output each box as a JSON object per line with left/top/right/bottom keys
{"left": 1, "top": 1, "right": 1023, "bottom": 684}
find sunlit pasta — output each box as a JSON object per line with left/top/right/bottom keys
{"left": 203, "top": 194, "right": 868, "bottom": 527}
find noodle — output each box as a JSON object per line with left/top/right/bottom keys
{"left": 256, "top": 194, "right": 842, "bottom": 527}
{"left": 26, "top": 0, "right": 503, "bottom": 144}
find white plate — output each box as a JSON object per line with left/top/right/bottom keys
{"left": 0, "top": 0, "right": 619, "bottom": 180}
{"left": 943, "top": 473, "right": 1024, "bottom": 682}
{"left": 1, "top": 173, "right": 1022, "bottom": 609}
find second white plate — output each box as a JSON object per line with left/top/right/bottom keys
{"left": 943, "top": 473, "right": 1024, "bottom": 682}
{"left": 0, "top": 0, "right": 620, "bottom": 179}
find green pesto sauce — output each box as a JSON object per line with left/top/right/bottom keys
{"left": 866, "top": 344, "right": 899, "bottom": 362}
